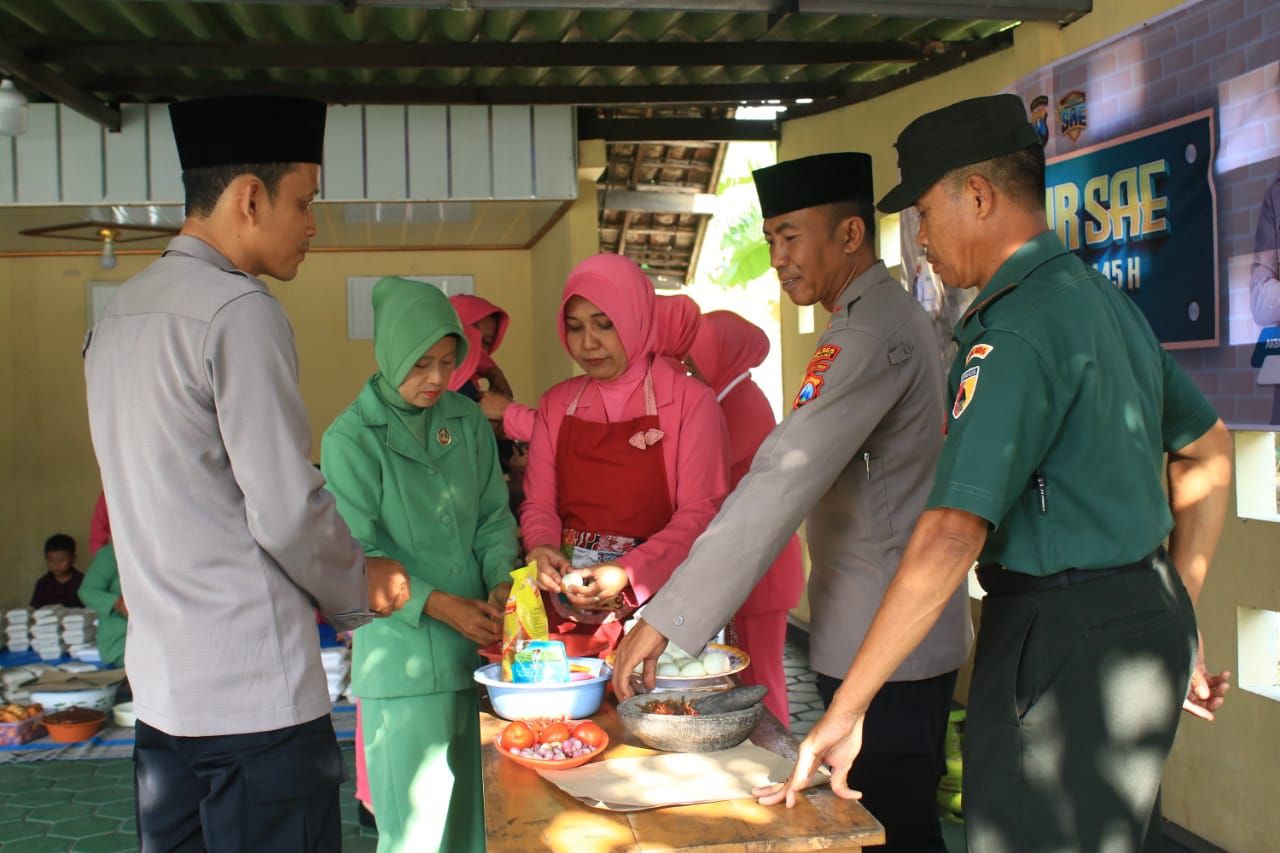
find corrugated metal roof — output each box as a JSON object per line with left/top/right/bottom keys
{"left": 0, "top": 1, "right": 1029, "bottom": 109}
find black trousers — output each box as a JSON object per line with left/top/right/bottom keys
{"left": 965, "top": 553, "right": 1196, "bottom": 853}
{"left": 134, "top": 714, "right": 346, "bottom": 853}
{"left": 817, "top": 669, "right": 958, "bottom": 853}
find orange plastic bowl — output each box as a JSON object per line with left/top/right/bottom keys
{"left": 42, "top": 708, "right": 106, "bottom": 743}
{"left": 495, "top": 722, "right": 609, "bottom": 771}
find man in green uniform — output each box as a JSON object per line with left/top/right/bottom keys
{"left": 757, "top": 95, "right": 1233, "bottom": 852}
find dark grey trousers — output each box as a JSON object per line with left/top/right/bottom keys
{"left": 134, "top": 714, "right": 346, "bottom": 853}
{"left": 965, "top": 553, "right": 1197, "bottom": 853}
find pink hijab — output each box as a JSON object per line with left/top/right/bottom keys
{"left": 558, "top": 254, "right": 658, "bottom": 419}
{"left": 654, "top": 295, "right": 701, "bottom": 360}
{"left": 449, "top": 294, "right": 510, "bottom": 373}
{"left": 687, "top": 310, "right": 769, "bottom": 396}
{"left": 446, "top": 324, "right": 483, "bottom": 393}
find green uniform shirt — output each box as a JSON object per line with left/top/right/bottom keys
{"left": 323, "top": 382, "right": 517, "bottom": 697}
{"left": 926, "top": 231, "right": 1219, "bottom": 575}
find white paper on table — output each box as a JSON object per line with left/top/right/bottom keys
{"left": 534, "top": 742, "right": 826, "bottom": 812}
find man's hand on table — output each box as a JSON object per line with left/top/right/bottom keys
{"left": 366, "top": 557, "right": 411, "bottom": 616}
{"left": 753, "top": 694, "right": 867, "bottom": 808}
{"left": 611, "top": 619, "right": 669, "bottom": 701}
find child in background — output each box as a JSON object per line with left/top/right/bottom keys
{"left": 30, "top": 533, "right": 85, "bottom": 608}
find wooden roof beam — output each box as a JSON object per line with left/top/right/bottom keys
{"left": 80, "top": 76, "right": 847, "bottom": 106}
{"left": 0, "top": 40, "right": 120, "bottom": 131}
{"left": 22, "top": 39, "right": 931, "bottom": 68}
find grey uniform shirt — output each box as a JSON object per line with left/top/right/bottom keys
{"left": 84, "top": 236, "right": 369, "bottom": 737}
{"left": 644, "top": 262, "right": 973, "bottom": 681}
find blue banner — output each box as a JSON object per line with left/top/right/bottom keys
{"left": 1045, "top": 111, "right": 1218, "bottom": 348}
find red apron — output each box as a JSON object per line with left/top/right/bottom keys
{"left": 548, "top": 369, "right": 674, "bottom": 656}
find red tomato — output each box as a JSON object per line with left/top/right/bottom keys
{"left": 498, "top": 721, "right": 535, "bottom": 751}
{"left": 538, "top": 722, "right": 572, "bottom": 745}
{"left": 572, "top": 722, "right": 606, "bottom": 749}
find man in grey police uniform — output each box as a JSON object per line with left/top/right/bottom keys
{"left": 750, "top": 95, "right": 1233, "bottom": 852}
{"left": 614, "top": 152, "right": 972, "bottom": 851}
{"left": 85, "top": 96, "right": 409, "bottom": 851}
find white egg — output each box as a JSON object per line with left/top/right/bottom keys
{"left": 679, "top": 660, "right": 706, "bottom": 677}
{"left": 668, "top": 644, "right": 694, "bottom": 661}
{"left": 657, "top": 662, "right": 681, "bottom": 677}
{"left": 657, "top": 652, "right": 674, "bottom": 665}
{"left": 701, "top": 651, "right": 731, "bottom": 675}
{"left": 562, "top": 573, "right": 587, "bottom": 589}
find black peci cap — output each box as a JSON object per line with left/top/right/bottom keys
{"left": 877, "top": 94, "right": 1042, "bottom": 213}
{"left": 169, "top": 96, "right": 327, "bottom": 171}
{"left": 752, "top": 152, "right": 874, "bottom": 220}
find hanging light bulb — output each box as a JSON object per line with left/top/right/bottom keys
{"left": 99, "top": 228, "right": 118, "bottom": 270}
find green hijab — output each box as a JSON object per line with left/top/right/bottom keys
{"left": 370, "top": 276, "right": 468, "bottom": 439}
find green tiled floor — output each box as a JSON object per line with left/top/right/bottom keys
{"left": 0, "top": 747, "right": 377, "bottom": 851}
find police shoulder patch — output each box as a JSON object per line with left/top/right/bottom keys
{"left": 952, "top": 365, "right": 980, "bottom": 419}
{"left": 793, "top": 344, "right": 843, "bottom": 409}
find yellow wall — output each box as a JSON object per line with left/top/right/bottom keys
{"left": 0, "top": 179, "right": 601, "bottom": 609}
{"left": 773, "top": 1, "right": 1279, "bottom": 847}
{"left": 1162, "top": 477, "right": 1280, "bottom": 853}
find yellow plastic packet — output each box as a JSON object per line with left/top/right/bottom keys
{"left": 502, "top": 563, "right": 549, "bottom": 682}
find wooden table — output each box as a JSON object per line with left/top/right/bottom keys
{"left": 481, "top": 700, "right": 885, "bottom": 852}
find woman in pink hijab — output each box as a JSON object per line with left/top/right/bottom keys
{"left": 521, "top": 255, "right": 731, "bottom": 655}
{"left": 654, "top": 294, "right": 701, "bottom": 362}
{"left": 449, "top": 294, "right": 514, "bottom": 398}
{"left": 453, "top": 294, "right": 541, "bottom": 443}
{"left": 687, "top": 311, "right": 804, "bottom": 728}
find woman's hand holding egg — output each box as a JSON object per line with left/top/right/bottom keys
{"left": 570, "top": 563, "right": 629, "bottom": 608}
{"left": 526, "top": 545, "right": 571, "bottom": 593}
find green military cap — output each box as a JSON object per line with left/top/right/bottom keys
{"left": 877, "top": 94, "right": 1042, "bottom": 213}
{"left": 752, "top": 152, "right": 873, "bottom": 219}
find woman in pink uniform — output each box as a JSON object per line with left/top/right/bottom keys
{"left": 687, "top": 311, "right": 804, "bottom": 727}
{"left": 521, "top": 255, "right": 730, "bottom": 656}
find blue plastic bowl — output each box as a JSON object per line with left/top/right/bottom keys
{"left": 473, "top": 657, "right": 612, "bottom": 721}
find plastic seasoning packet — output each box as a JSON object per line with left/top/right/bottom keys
{"left": 501, "top": 562, "right": 550, "bottom": 682}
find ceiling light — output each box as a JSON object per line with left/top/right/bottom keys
{"left": 0, "top": 79, "right": 29, "bottom": 137}
{"left": 99, "top": 229, "right": 118, "bottom": 270}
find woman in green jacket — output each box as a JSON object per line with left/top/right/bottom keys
{"left": 322, "top": 276, "right": 518, "bottom": 853}
{"left": 79, "top": 542, "right": 127, "bottom": 667}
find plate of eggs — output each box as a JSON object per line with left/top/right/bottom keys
{"left": 633, "top": 642, "right": 750, "bottom": 689}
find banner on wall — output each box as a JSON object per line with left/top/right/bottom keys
{"left": 1045, "top": 110, "right": 1218, "bottom": 349}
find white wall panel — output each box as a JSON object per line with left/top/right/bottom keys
{"left": 448, "top": 106, "right": 491, "bottom": 200}
{"left": 364, "top": 105, "right": 408, "bottom": 200}
{"left": 147, "top": 104, "right": 183, "bottom": 203}
{"left": 491, "top": 105, "right": 534, "bottom": 198}
{"left": 60, "top": 107, "right": 104, "bottom": 204}
{"left": 16, "top": 104, "right": 59, "bottom": 203}
{"left": 533, "top": 105, "right": 575, "bottom": 199}
{"left": 407, "top": 106, "right": 449, "bottom": 200}
{"left": 322, "top": 105, "right": 364, "bottom": 201}
{"left": 0, "top": 138, "right": 13, "bottom": 204}
{"left": 104, "top": 104, "right": 148, "bottom": 203}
